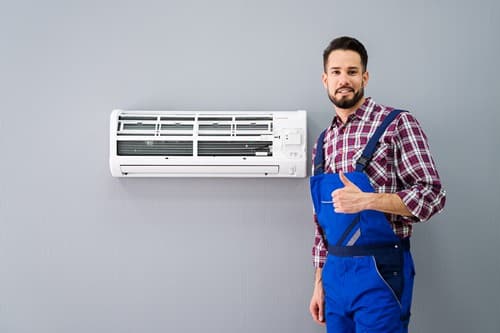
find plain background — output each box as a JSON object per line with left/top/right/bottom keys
{"left": 1, "top": 0, "right": 499, "bottom": 332}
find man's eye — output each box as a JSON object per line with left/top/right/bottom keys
{"left": 348, "top": 71, "right": 358, "bottom": 75}
{"left": 331, "top": 71, "right": 340, "bottom": 75}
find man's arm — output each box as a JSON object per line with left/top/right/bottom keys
{"left": 309, "top": 268, "right": 325, "bottom": 326}
{"left": 332, "top": 112, "right": 445, "bottom": 220}
{"left": 332, "top": 171, "right": 413, "bottom": 216}
{"left": 310, "top": 213, "right": 327, "bottom": 326}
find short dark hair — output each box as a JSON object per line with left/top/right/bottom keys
{"left": 323, "top": 36, "right": 368, "bottom": 72}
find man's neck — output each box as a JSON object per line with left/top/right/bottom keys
{"left": 335, "top": 97, "right": 366, "bottom": 124}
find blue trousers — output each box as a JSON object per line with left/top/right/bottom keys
{"left": 322, "top": 251, "right": 415, "bottom": 333}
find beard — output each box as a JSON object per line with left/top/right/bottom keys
{"left": 328, "top": 85, "right": 364, "bottom": 109}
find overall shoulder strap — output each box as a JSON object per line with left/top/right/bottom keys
{"left": 355, "top": 109, "right": 407, "bottom": 172}
{"left": 313, "top": 129, "right": 328, "bottom": 176}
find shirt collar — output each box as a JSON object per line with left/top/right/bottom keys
{"left": 331, "top": 97, "right": 374, "bottom": 128}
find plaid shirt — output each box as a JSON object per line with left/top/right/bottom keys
{"left": 311, "top": 97, "right": 446, "bottom": 268}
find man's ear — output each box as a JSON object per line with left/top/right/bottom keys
{"left": 322, "top": 72, "right": 328, "bottom": 89}
{"left": 362, "top": 71, "right": 369, "bottom": 87}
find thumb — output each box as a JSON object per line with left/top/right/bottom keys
{"left": 339, "top": 171, "right": 355, "bottom": 188}
{"left": 318, "top": 301, "right": 324, "bottom": 322}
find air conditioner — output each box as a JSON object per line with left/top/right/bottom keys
{"left": 109, "top": 109, "right": 307, "bottom": 177}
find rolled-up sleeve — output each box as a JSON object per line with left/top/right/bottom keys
{"left": 395, "top": 113, "right": 446, "bottom": 221}
{"left": 312, "top": 213, "right": 328, "bottom": 268}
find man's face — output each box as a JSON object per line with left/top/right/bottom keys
{"left": 322, "top": 50, "right": 369, "bottom": 110}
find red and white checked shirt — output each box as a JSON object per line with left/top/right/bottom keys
{"left": 311, "top": 97, "right": 446, "bottom": 268}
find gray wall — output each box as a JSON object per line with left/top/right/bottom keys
{"left": 1, "top": 0, "right": 499, "bottom": 332}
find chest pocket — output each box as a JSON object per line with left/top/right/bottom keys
{"left": 353, "top": 143, "right": 390, "bottom": 187}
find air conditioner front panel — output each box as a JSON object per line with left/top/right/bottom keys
{"left": 110, "top": 110, "right": 307, "bottom": 177}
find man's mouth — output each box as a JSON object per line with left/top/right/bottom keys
{"left": 336, "top": 88, "right": 354, "bottom": 94}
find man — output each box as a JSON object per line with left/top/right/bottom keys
{"left": 308, "top": 36, "right": 446, "bottom": 333}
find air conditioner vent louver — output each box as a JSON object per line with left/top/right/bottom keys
{"left": 123, "top": 123, "right": 156, "bottom": 131}
{"left": 119, "top": 116, "right": 157, "bottom": 121}
{"left": 235, "top": 116, "right": 273, "bottom": 121}
{"left": 236, "top": 124, "right": 269, "bottom": 130}
{"left": 198, "top": 123, "right": 232, "bottom": 136}
{"left": 198, "top": 116, "right": 232, "bottom": 121}
{"left": 160, "top": 124, "right": 194, "bottom": 130}
{"left": 198, "top": 141, "right": 272, "bottom": 156}
{"left": 199, "top": 124, "right": 232, "bottom": 130}
{"left": 110, "top": 110, "right": 307, "bottom": 177}
{"left": 160, "top": 116, "right": 195, "bottom": 121}
{"left": 117, "top": 141, "right": 193, "bottom": 156}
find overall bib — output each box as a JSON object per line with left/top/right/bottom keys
{"left": 310, "top": 110, "right": 415, "bottom": 333}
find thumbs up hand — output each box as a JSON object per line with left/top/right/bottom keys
{"left": 332, "top": 171, "right": 368, "bottom": 214}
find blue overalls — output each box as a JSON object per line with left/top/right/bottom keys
{"left": 310, "top": 110, "right": 415, "bottom": 333}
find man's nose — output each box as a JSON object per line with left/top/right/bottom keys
{"left": 338, "top": 72, "right": 349, "bottom": 85}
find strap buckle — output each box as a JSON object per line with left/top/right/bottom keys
{"left": 356, "top": 155, "right": 371, "bottom": 170}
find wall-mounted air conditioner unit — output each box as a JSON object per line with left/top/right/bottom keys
{"left": 109, "top": 110, "right": 307, "bottom": 177}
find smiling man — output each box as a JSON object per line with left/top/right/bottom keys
{"left": 308, "top": 36, "right": 446, "bottom": 333}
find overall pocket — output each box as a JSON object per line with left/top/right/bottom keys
{"left": 372, "top": 249, "right": 404, "bottom": 302}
